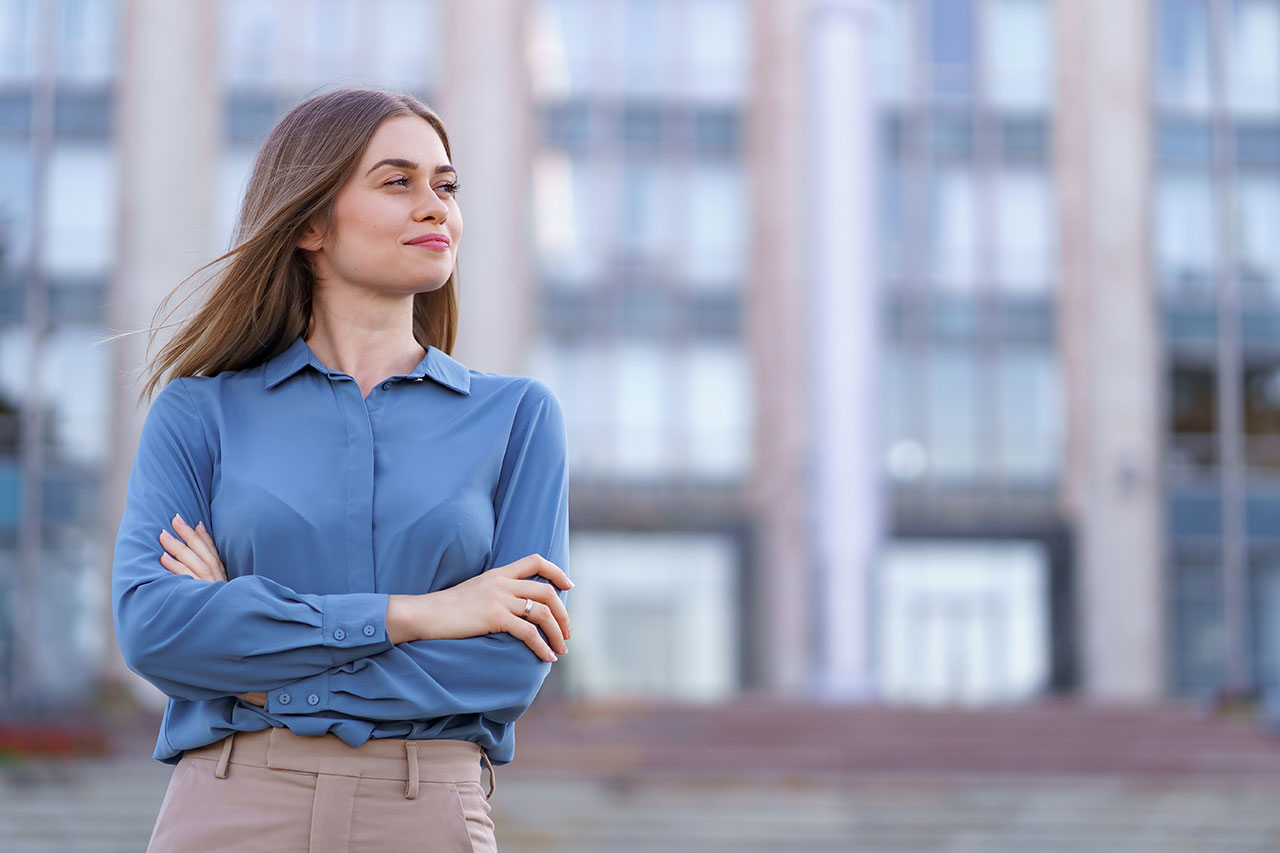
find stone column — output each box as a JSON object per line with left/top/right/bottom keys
{"left": 103, "top": 0, "right": 222, "bottom": 707}
{"left": 1057, "top": 0, "right": 1164, "bottom": 698}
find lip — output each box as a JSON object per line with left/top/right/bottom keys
{"left": 407, "top": 233, "right": 450, "bottom": 249}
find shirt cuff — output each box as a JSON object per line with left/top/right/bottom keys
{"left": 320, "top": 592, "right": 392, "bottom": 666}
{"left": 268, "top": 672, "right": 330, "bottom": 715}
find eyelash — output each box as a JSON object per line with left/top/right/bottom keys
{"left": 386, "top": 177, "right": 461, "bottom": 196}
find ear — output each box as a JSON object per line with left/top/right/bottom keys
{"left": 297, "top": 220, "right": 324, "bottom": 252}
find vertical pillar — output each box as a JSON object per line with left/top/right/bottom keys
{"left": 1057, "top": 0, "right": 1164, "bottom": 698}
{"left": 746, "top": 0, "right": 813, "bottom": 695}
{"left": 439, "top": 0, "right": 534, "bottom": 375}
{"left": 806, "top": 0, "right": 883, "bottom": 699}
{"left": 103, "top": 0, "right": 222, "bottom": 704}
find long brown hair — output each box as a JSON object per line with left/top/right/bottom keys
{"left": 114, "top": 87, "right": 459, "bottom": 405}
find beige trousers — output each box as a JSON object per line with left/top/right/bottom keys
{"left": 146, "top": 727, "right": 498, "bottom": 852}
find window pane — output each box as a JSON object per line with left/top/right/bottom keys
{"left": 615, "top": 342, "right": 669, "bottom": 476}
{"left": 0, "top": 141, "right": 32, "bottom": 275}
{"left": 0, "top": 0, "right": 36, "bottom": 82}
{"left": 929, "top": 169, "right": 977, "bottom": 291}
{"left": 684, "top": 342, "right": 750, "bottom": 478}
{"left": 374, "top": 0, "right": 438, "bottom": 88}
{"left": 223, "top": 0, "right": 283, "bottom": 88}
{"left": 43, "top": 325, "right": 109, "bottom": 465}
{"left": 534, "top": 150, "right": 604, "bottom": 287}
{"left": 679, "top": 160, "right": 745, "bottom": 290}
{"left": 58, "top": 0, "right": 116, "bottom": 83}
{"left": 984, "top": 0, "right": 1051, "bottom": 109}
{"left": 1237, "top": 176, "right": 1280, "bottom": 301}
{"left": 1156, "top": 173, "right": 1217, "bottom": 299}
{"left": 929, "top": 347, "right": 977, "bottom": 479}
{"left": 876, "top": 0, "right": 912, "bottom": 104}
{"left": 620, "top": 156, "right": 668, "bottom": 261}
{"left": 1157, "top": 0, "right": 1212, "bottom": 111}
{"left": 305, "top": 0, "right": 359, "bottom": 83}
{"left": 41, "top": 144, "right": 115, "bottom": 277}
{"left": 929, "top": 0, "right": 973, "bottom": 100}
{"left": 995, "top": 169, "right": 1053, "bottom": 292}
{"left": 687, "top": 0, "right": 749, "bottom": 102}
{"left": 1229, "top": 0, "right": 1280, "bottom": 117}
{"left": 999, "top": 348, "right": 1060, "bottom": 481}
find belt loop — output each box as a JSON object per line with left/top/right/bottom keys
{"left": 480, "top": 748, "right": 495, "bottom": 800}
{"left": 404, "top": 741, "right": 420, "bottom": 799}
{"left": 214, "top": 732, "right": 235, "bottom": 780}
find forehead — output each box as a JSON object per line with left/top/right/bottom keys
{"left": 360, "top": 115, "right": 447, "bottom": 166}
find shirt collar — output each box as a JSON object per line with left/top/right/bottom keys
{"left": 263, "top": 334, "right": 472, "bottom": 395}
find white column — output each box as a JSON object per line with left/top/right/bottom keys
{"left": 104, "top": 0, "right": 222, "bottom": 705}
{"left": 807, "top": 0, "right": 883, "bottom": 699}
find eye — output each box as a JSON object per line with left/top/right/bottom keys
{"left": 385, "top": 176, "right": 410, "bottom": 188}
{"left": 438, "top": 181, "right": 461, "bottom": 196}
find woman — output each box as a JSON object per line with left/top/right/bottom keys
{"left": 111, "top": 87, "right": 573, "bottom": 852}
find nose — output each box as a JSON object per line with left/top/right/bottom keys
{"left": 413, "top": 189, "right": 449, "bottom": 222}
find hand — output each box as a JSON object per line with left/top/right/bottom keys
{"left": 158, "top": 513, "right": 227, "bottom": 583}
{"left": 158, "top": 516, "right": 259, "bottom": 706}
{"left": 388, "top": 554, "right": 574, "bottom": 663}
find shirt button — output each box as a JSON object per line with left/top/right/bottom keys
{"left": 307, "top": 693, "right": 320, "bottom": 706}
{"left": 363, "top": 624, "right": 376, "bottom": 637}
{"left": 333, "top": 628, "right": 346, "bottom": 641}
{"left": 279, "top": 692, "right": 291, "bottom": 705}
{"left": 381, "top": 381, "right": 391, "bottom": 390}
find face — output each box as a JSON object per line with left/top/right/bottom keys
{"left": 298, "top": 114, "right": 462, "bottom": 296}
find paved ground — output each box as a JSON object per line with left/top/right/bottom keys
{"left": 4, "top": 696, "right": 1280, "bottom": 851}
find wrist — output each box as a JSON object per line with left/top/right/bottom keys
{"left": 386, "top": 593, "right": 435, "bottom": 644}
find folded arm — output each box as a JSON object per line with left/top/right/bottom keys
{"left": 261, "top": 381, "right": 572, "bottom": 722}
{"left": 112, "top": 379, "right": 393, "bottom": 702}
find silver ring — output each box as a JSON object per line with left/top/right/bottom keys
{"left": 521, "top": 598, "right": 533, "bottom": 619}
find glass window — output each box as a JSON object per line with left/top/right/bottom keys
{"left": 533, "top": 149, "right": 606, "bottom": 287}
{"left": 684, "top": 342, "right": 750, "bottom": 478}
{"left": 40, "top": 144, "right": 115, "bottom": 277}
{"left": 983, "top": 0, "right": 1051, "bottom": 110}
{"left": 373, "top": 0, "right": 439, "bottom": 89}
{"left": 615, "top": 342, "right": 669, "bottom": 476}
{"left": 531, "top": 0, "right": 598, "bottom": 99}
{"left": 1237, "top": 176, "right": 1280, "bottom": 302}
{"left": 305, "top": 0, "right": 359, "bottom": 84}
{"left": 43, "top": 325, "right": 109, "bottom": 465}
{"left": 875, "top": 0, "right": 912, "bottom": 104}
{"left": 1228, "top": 0, "right": 1280, "bottom": 117}
{"left": 929, "top": 346, "right": 978, "bottom": 480}
{"left": 0, "top": 0, "right": 35, "bottom": 82}
{"left": 999, "top": 348, "right": 1060, "bottom": 481}
{"left": 619, "top": 156, "right": 669, "bottom": 261}
{"left": 678, "top": 160, "right": 745, "bottom": 290}
{"left": 621, "top": 0, "right": 676, "bottom": 98}
{"left": 530, "top": 339, "right": 609, "bottom": 477}
{"left": 928, "top": 168, "right": 977, "bottom": 291}
{"left": 929, "top": 0, "right": 974, "bottom": 100}
{"left": 686, "top": 0, "right": 749, "bottom": 102}
{"left": 0, "top": 141, "right": 31, "bottom": 275}
{"left": 994, "top": 169, "right": 1053, "bottom": 292}
{"left": 561, "top": 531, "right": 740, "bottom": 701}
{"left": 223, "top": 0, "right": 283, "bottom": 89}
{"left": 58, "top": 0, "right": 116, "bottom": 83}
{"left": 1157, "top": 0, "right": 1212, "bottom": 112}
{"left": 1156, "top": 173, "right": 1217, "bottom": 299}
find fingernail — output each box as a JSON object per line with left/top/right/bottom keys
{"left": 173, "top": 513, "right": 184, "bottom": 526}
{"left": 559, "top": 644, "right": 568, "bottom": 654}
{"left": 549, "top": 651, "right": 558, "bottom": 662}
{"left": 566, "top": 580, "right": 575, "bottom": 588}
{"left": 196, "top": 521, "right": 205, "bottom": 531}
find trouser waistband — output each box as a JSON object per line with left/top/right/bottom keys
{"left": 182, "top": 727, "right": 496, "bottom": 800}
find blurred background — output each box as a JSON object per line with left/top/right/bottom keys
{"left": 4, "top": 0, "right": 1280, "bottom": 850}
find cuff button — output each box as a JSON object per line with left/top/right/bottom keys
{"left": 307, "top": 693, "right": 320, "bottom": 706}
{"left": 279, "top": 692, "right": 291, "bottom": 705}
{"left": 363, "top": 624, "right": 376, "bottom": 637}
{"left": 333, "top": 628, "right": 346, "bottom": 641}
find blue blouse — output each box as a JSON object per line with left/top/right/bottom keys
{"left": 111, "top": 333, "right": 570, "bottom": 766}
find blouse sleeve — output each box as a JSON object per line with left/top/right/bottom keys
{"left": 261, "top": 382, "right": 571, "bottom": 724}
{"left": 111, "top": 379, "right": 393, "bottom": 701}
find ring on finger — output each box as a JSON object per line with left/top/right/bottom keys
{"left": 521, "top": 598, "right": 533, "bottom": 620}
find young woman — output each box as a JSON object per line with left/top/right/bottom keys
{"left": 111, "top": 87, "right": 573, "bottom": 852}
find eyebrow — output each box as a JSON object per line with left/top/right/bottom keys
{"left": 364, "top": 158, "right": 456, "bottom": 177}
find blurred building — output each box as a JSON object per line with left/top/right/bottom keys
{"left": 0, "top": 0, "right": 1268, "bottom": 713}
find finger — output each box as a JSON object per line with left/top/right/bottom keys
{"left": 514, "top": 579, "right": 571, "bottom": 645}
{"left": 172, "top": 515, "right": 219, "bottom": 572}
{"left": 507, "top": 614, "right": 557, "bottom": 663}
{"left": 193, "top": 522, "right": 230, "bottom": 583}
{"left": 513, "top": 595, "right": 566, "bottom": 657}
{"left": 158, "top": 530, "right": 213, "bottom": 582}
{"left": 159, "top": 552, "right": 197, "bottom": 579}
{"left": 535, "top": 555, "right": 574, "bottom": 591}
